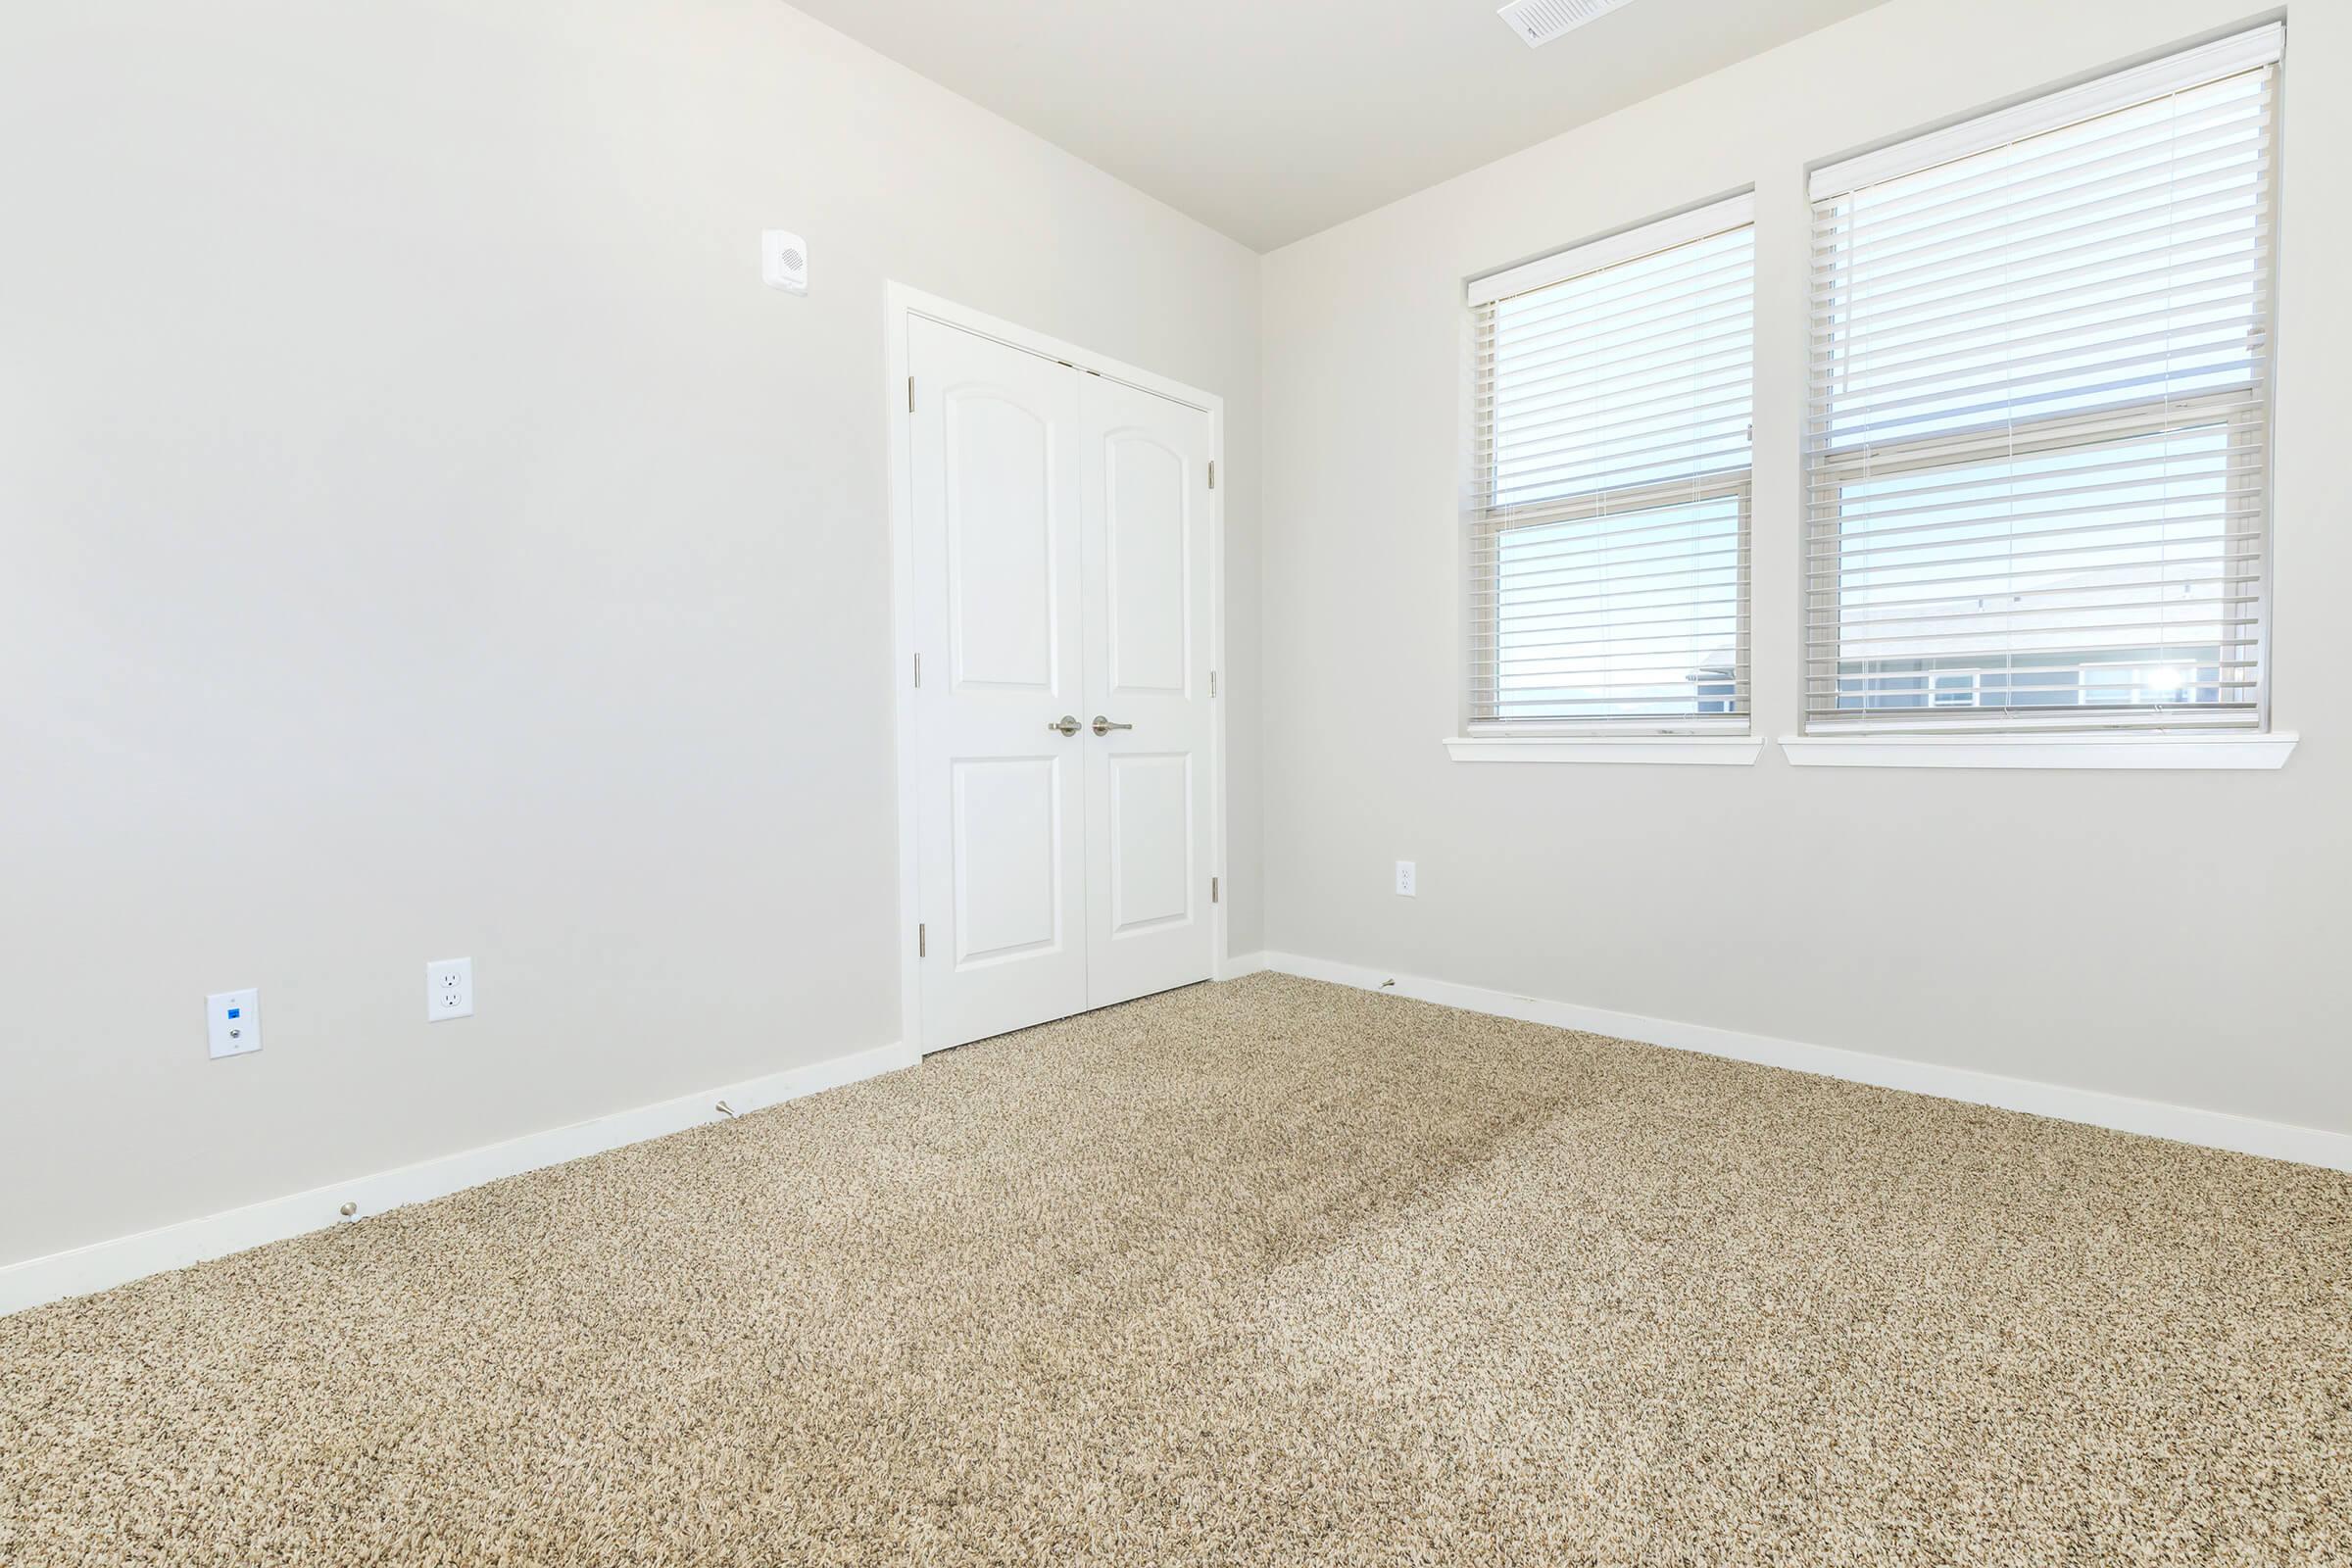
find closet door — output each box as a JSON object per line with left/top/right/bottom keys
{"left": 907, "top": 318, "right": 1090, "bottom": 1051}
{"left": 1078, "top": 374, "right": 1215, "bottom": 1008}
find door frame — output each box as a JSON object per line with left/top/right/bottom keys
{"left": 882, "top": 283, "right": 1233, "bottom": 1054}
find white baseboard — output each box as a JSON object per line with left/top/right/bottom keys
{"left": 14, "top": 961, "right": 2339, "bottom": 1318}
{"left": 0, "top": 1039, "right": 919, "bottom": 1319}
{"left": 1263, "top": 953, "right": 2352, "bottom": 1173}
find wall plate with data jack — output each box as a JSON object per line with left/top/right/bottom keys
{"left": 207, "top": 988, "right": 262, "bottom": 1058}
{"left": 426, "top": 957, "right": 473, "bottom": 1022}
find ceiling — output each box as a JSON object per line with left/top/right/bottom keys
{"left": 791, "top": 0, "right": 1890, "bottom": 252}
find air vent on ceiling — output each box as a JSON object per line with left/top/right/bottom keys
{"left": 1496, "top": 0, "right": 1639, "bottom": 48}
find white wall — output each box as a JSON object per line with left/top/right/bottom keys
{"left": 0, "top": 0, "right": 1262, "bottom": 1268}
{"left": 1260, "top": 0, "right": 2350, "bottom": 1136}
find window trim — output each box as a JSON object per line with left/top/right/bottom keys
{"left": 1464, "top": 193, "right": 1757, "bottom": 743}
{"left": 1800, "top": 36, "right": 2281, "bottom": 738}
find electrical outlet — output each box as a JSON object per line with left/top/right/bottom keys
{"left": 207, "top": 988, "right": 262, "bottom": 1058}
{"left": 1395, "top": 860, "right": 1417, "bottom": 897}
{"left": 426, "top": 957, "right": 473, "bottom": 1022}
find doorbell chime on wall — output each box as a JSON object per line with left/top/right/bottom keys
{"left": 763, "top": 230, "right": 808, "bottom": 294}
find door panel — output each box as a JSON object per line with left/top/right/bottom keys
{"left": 951, "top": 757, "right": 1064, "bottom": 963}
{"left": 946, "top": 395, "right": 1056, "bottom": 690}
{"left": 910, "top": 318, "right": 1089, "bottom": 1051}
{"left": 1107, "top": 753, "right": 1193, "bottom": 934}
{"left": 1105, "top": 435, "right": 1189, "bottom": 696}
{"left": 1081, "top": 376, "right": 1215, "bottom": 1007}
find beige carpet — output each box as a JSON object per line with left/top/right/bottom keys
{"left": 3, "top": 974, "right": 2348, "bottom": 1566}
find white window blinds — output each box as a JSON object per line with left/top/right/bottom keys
{"left": 1805, "top": 25, "right": 2281, "bottom": 733}
{"left": 1469, "top": 196, "right": 1754, "bottom": 728}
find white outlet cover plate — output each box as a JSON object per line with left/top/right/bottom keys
{"left": 426, "top": 956, "right": 474, "bottom": 1022}
{"left": 1396, "top": 860, "right": 1417, "bottom": 897}
{"left": 208, "top": 988, "right": 262, "bottom": 1059}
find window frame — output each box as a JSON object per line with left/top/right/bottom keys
{"left": 1803, "top": 390, "right": 2270, "bottom": 734}
{"left": 1467, "top": 472, "right": 1753, "bottom": 739}
{"left": 1799, "top": 28, "right": 2283, "bottom": 739}
{"left": 1463, "top": 195, "right": 1757, "bottom": 741}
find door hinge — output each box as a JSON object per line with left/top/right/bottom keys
{"left": 1209, "top": 670, "right": 1218, "bottom": 698}
{"left": 907, "top": 375, "right": 915, "bottom": 414}
{"left": 917, "top": 923, "right": 927, "bottom": 957}
{"left": 912, "top": 652, "right": 921, "bottom": 689}
{"left": 1211, "top": 876, "right": 1219, "bottom": 904}
{"left": 1207, "top": 460, "right": 1215, "bottom": 490}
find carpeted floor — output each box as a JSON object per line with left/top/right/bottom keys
{"left": 3, "top": 973, "right": 2348, "bottom": 1566}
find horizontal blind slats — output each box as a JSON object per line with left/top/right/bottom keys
{"left": 1812, "top": 273, "right": 2267, "bottom": 383}
{"left": 1475, "top": 549, "right": 1744, "bottom": 591}
{"left": 1809, "top": 122, "right": 2268, "bottom": 270}
{"left": 1814, "top": 544, "right": 2263, "bottom": 588}
{"left": 1478, "top": 308, "right": 1755, "bottom": 401}
{"left": 1476, "top": 379, "right": 1753, "bottom": 457}
{"left": 1805, "top": 206, "right": 2270, "bottom": 321}
{"left": 1813, "top": 564, "right": 2265, "bottom": 609}
{"left": 1481, "top": 352, "right": 1754, "bottom": 414}
{"left": 1801, "top": 47, "right": 2277, "bottom": 734}
{"left": 1804, "top": 400, "right": 2266, "bottom": 470}
{"left": 1471, "top": 216, "right": 1753, "bottom": 725}
{"left": 1817, "top": 595, "right": 2263, "bottom": 637}
{"left": 1477, "top": 540, "right": 1749, "bottom": 596}
{"left": 1485, "top": 435, "right": 1753, "bottom": 507}
{"left": 1811, "top": 24, "right": 2281, "bottom": 196}
{"left": 1807, "top": 475, "right": 2264, "bottom": 539}
{"left": 1809, "top": 329, "right": 2265, "bottom": 428}
{"left": 1811, "top": 85, "right": 2270, "bottom": 232}
{"left": 1477, "top": 483, "right": 1752, "bottom": 533}
{"left": 1485, "top": 256, "right": 1758, "bottom": 348}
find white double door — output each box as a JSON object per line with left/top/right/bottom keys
{"left": 907, "top": 317, "right": 1215, "bottom": 1054}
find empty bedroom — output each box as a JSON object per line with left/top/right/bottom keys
{"left": 2, "top": 0, "right": 2345, "bottom": 1561}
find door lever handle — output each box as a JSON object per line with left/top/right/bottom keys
{"left": 1048, "top": 714, "right": 1081, "bottom": 737}
{"left": 1091, "top": 715, "right": 1134, "bottom": 737}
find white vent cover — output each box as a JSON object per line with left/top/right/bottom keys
{"left": 1496, "top": 0, "right": 1638, "bottom": 47}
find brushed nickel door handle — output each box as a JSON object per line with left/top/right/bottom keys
{"left": 1091, "top": 715, "right": 1133, "bottom": 737}
{"left": 1048, "top": 714, "right": 1081, "bottom": 737}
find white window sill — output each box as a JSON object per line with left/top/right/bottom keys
{"left": 1444, "top": 735, "right": 1761, "bottom": 765}
{"left": 1778, "top": 731, "right": 2298, "bottom": 770}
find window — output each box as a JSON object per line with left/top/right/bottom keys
{"left": 1804, "top": 25, "right": 2281, "bottom": 734}
{"left": 1468, "top": 196, "right": 1755, "bottom": 731}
